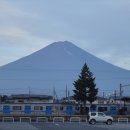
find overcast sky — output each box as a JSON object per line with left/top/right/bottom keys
{"left": 0, "top": 0, "right": 130, "bottom": 70}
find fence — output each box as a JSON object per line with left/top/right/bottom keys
{"left": 70, "top": 117, "right": 81, "bottom": 123}
{"left": 20, "top": 117, "right": 31, "bottom": 123}
{"left": 36, "top": 117, "right": 48, "bottom": 123}
{"left": 53, "top": 117, "right": 64, "bottom": 123}
{"left": 118, "top": 118, "right": 128, "bottom": 123}
{"left": 2, "top": 117, "right": 14, "bottom": 122}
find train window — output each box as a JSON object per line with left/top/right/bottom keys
{"left": 75, "top": 107, "right": 79, "bottom": 110}
{"left": 34, "top": 106, "right": 43, "bottom": 110}
{"left": 60, "top": 106, "right": 64, "bottom": 110}
{"left": 52, "top": 106, "right": 58, "bottom": 112}
{"left": 104, "top": 107, "right": 107, "bottom": 111}
{"left": 98, "top": 107, "right": 107, "bottom": 112}
{"left": 13, "top": 106, "right": 22, "bottom": 110}
{"left": 18, "top": 100, "right": 24, "bottom": 103}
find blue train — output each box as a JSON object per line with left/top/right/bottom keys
{"left": 0, "top": 103, "right": 119, "bottom": 115}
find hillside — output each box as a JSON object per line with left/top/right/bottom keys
{"left": 0, "top": 41, "right": 130, "bottom": 97}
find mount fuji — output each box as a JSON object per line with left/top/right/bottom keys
{"left": 0, "top": 41, "right": 130, "bottom": 97}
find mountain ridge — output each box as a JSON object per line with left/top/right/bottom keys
{"left": 0, "top": 41, "right": 130, "bottom": 97}
{"left": 2, "top": 41, "right": 129, "bottom": 71}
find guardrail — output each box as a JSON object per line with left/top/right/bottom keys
{"left": 1, "top": 115, "right": 129, "bottom": 123}
{"left": 118, "top": 118, "right": 128, "bottom": 123}
{"left": 20, "top": 117, "right": 31, "bottom": 123}
{"left": 2, "top": 117, "right": 14, "bottom": 122}
{"left": 70, "top": 117, "right": 81, "bottom": 123}
{"left": 53, "top": 117, "right": 64, "bottom": 123}
{"left": 0, "top": 115, "right": 88, "bottom": 123}
{"left": 36, "top": 117, "right": 48, "bottom": 123}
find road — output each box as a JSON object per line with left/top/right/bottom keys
{"left": 0, "top": 122, "right": 130, "bottom": 130}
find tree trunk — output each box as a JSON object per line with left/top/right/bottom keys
{"left": 83, "top": 101, "right": 86, "bottom": 115}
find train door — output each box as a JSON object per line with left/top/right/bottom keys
{"left": 66, "top": 106, "right": 73, "bottom": 115}
{"left": 3, "top": 105, "right": 10, "bottom": 114}
{"left": 46, "top": 106, "right": 52, "bottom": 114}
{"left": 90, "top": 104, "right": 97, "bottom": 112}
{"left": 24, "top": 105, "right": 31, "bottom": 114}
{"left": 110, "top": 106, "right": 117, "bottom": 115}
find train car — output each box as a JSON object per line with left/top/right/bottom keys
{"left": 0, "top": 103, "right": 79, "bottom": 115}
{"left": 0, "top": 101, "right": 121, "bottom": 116}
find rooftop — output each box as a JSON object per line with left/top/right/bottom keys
{"left": 10, "top": 94, "right": 53, "bottom": 99}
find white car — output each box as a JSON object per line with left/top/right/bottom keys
{"left": 88, "top": 112, "right": 113, "bottom": 125}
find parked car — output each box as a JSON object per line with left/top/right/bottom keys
{"left": 88, "top": 112, "right": 113, "bottom": 125}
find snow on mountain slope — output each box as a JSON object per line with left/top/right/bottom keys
{"left": 0, "top": 41, "right": 130, "bottom": 97}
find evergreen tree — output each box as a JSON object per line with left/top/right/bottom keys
{"left": 1, "top": 95, "right": 8, "bottom": 102}
{"left": 73, "top": 63, "right": 98, "bottom": 114}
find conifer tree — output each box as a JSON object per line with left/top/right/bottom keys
{"left": 73, "top": 63, "right": 98, "bottom": 114}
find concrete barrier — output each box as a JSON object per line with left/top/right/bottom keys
{"left": 70, "top": 117, "right": 81, "bottom": 123}
{"left": 36, "top": 117, "right": 48, "bottom": 123}
{"left": 20, "top": 117, "right": 31, "bottom": 123}
{"left": 2, "top": 117, "right": 14, "bottom": 122}
{"left": 53, "top": 117, "right": 64, "bottom": 123}
{"left": 118, "top": 118, "right": 128, "bottom": 123}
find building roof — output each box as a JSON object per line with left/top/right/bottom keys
{"left": 62, "top": 96, "right": 107, "bottom": 101}
{"left": 96, "top": 96, "right": 107, "bottom": 100}
{"left": 62, "top": 96, "right": 74, "bottom": 100}
{"left": 10, "top": 94, "right": 53, "bottom": 99}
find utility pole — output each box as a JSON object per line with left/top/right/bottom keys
{"left": 114, "top": 90, "right": 117, "bottom": 103}
{"left": 28, "top": 86, "right": 31, "bottom": 103}
{"left": 119, "top": 83, "right": 130, "bottom": 109}
{"left": 102, "top": 92, "right": 105, "bottom": 98}
{"left": 120, "top": 84, "right": 122, "bottom": 108}
{"left": 68, "top": 90, "right": 70, "bottom": 102}
{"left": 66, "top": 85, "right": 68, "bottom": 98}
{"left": 53, "top": 87, "right": 58, "bottom": 102}
{"left": 53, "top": 87, "right": 55, "bottom": 102}
{"left": 120, "top": 84, "right": 122, "bottom": 99}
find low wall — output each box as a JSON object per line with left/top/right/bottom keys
{"left": 0, "top": 114, "right": 130, "bottom": 122}
{"left": 113, "top": 115, "right": 130, "bottom": 122}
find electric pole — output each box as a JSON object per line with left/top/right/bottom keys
{"left": 120, "top": 84, "right": 122, "bottom": 108}
{"left": 28, "top": 86, "right": 31, "bottom": 103}
{"left": 119, "top": 83, "right": 130, "bottom": 109}
{"left": 66, "top": 85, "right": 68, "bottom": 98}
{"left": 114, "top": 90, "right": 117, "bottom": 103}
